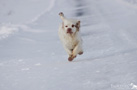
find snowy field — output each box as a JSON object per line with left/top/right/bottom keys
{"left": 0, "top": 0, "right": 137, "bottom": 90}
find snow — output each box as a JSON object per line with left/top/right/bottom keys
{"left": 0, "top": 24, "right": 18, "bottom": 39}
{"left": 0, "top": 0, "right": 137, "bottom": 90}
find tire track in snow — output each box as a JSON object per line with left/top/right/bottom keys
{"left": 29, "top": 0, "right": 56, "bottom": 23}
{"left": 72, "top": 0, "right": 137, "bottom": 59}
{"left": 73, "top": 0, "right": 101, "bottom": 26}
{"left": 94, "top": 0, "right": 137, "bottom": 49}
{"left": 117, "top": 0, "right": 137, "bottom": 9}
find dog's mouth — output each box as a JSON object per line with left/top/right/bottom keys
{"left": 67, "top": 31, "right": 73, "bottom": 34}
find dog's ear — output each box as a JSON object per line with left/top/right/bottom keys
{"left": 62, "top": 22, "right": 64, "bottom": 29}
{"left": 76, "top": 21, "right": 80, "bottom": 31}
{"left": 59, "top": 12, "right": 65, "bottom": 29}
{"left": 59, "top": 12, "right": 65, "bottom": 21}
{"left": 59, "top": 12, "right": 64, "bottom": 17}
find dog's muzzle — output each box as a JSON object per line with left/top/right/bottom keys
{"left": 67, "top": 28, "right": 73, "bottom": 34}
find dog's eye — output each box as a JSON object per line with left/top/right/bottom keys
{"left": 65, "top": 25, "right": 68, "bottom": 27}
{"left": 72, "top": 24, "right": 74, "bottom": 27}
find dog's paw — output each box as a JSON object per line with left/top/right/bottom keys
{"left": 78, "top": 52, "right": 83, "bottom": 55}
{"left": 68, "top": 55, "right": 76, "bottom": 61}
{"left": 68, "top": 57, "right": 73, "bottom": 61}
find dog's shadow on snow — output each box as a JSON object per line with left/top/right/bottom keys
{"left": 73, "top": 48, "right": 137, "bottom": 62}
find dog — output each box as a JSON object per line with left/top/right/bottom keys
{"left": 58, "top": 12, "right": 83, "bottom": 61}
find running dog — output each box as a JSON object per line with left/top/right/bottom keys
{"left": 58, "top": 12, "right": 83, "bottom": 61}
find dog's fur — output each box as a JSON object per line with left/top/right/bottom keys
{"left": 58, "top": 12, "right": 83, "bottom": 61}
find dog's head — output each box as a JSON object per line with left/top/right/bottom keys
{"left": 63, "top": 19, "right": 80, "bottom": 34}
{"left": 59, "top": 12, "right": 80, "bottom": 34}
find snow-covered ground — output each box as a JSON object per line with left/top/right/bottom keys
{"left": 0, "top": 0, "right": 137, "bottom": 90}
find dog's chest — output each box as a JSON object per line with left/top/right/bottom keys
{"left": 63, "top": 34, "right": 78, "bottom": 47}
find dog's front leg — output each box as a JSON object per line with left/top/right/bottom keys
{"left": 64, "top": 46, "right": 77, "bottom": 61}
{"left": 63, "top": 46, "right": 73, "bottom": 60}
{"left": 72, "top": 43, "right": 83, "bottom": 58}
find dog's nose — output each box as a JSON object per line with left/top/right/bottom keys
{"left": 67, "top": 28, "right": 72, "bottom": 32}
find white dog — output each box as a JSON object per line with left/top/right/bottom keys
{"left": 58, "top": 12, "right": 83, "bottom": 61}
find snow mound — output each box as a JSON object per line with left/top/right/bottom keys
{"left": 0, "top": 24, "right": 18, "bottom": 39}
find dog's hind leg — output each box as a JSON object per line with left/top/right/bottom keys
{"left": 78, "top": 46, "right": 83, "bottom": 55}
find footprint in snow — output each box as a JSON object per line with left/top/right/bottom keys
{"left": 21, "top": 68, "right": 30, "bottom": 71}
{"left": 34, "top": 63, "right": 41, "bottom": 66}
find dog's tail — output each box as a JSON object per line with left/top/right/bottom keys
{"left": 59, "top": 12, "right": 66, "bottom": 21}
